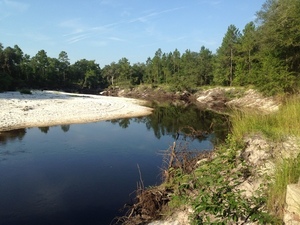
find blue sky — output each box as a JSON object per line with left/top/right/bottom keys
{"left": 1, "top": 0, "right": 264, "bottom": 66}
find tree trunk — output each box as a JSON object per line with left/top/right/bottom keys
{"left": 230, "top": 48, "right": 233, "bottom": 86}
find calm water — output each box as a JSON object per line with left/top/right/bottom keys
{"left": 0, "top": 103, "right": 228, "bottom": 225}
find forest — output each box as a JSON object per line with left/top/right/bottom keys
{"left": 1, "top": 0, "right": 299, "bottom": 96}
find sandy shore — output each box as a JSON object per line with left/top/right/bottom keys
{"left": 0, "top": 90, "right": 153, "bottom": 132}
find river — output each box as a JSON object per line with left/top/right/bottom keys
{"left": 0, "top": 102, "right": 228, "bottom": 225}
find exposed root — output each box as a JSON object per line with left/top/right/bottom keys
{"left": 114, "top": 186, "right": 171, "bottom": 225}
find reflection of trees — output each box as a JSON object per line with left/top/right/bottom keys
{"left": 110, "top": 102, "right": 229, "bottom": 143}
{"left": 145, "top": 102, "right": 229, "bottom": 142}
{"left": 61, "top": 125, "right": 70, "bottom": 132}
{"left": 39, "top": 125, "right": 71, "bottom": 133}
{"left": 0, "top": 129, "right": 26, "bottom": 145}
{"left": 38, "top": 127, "right": 50, "bottom": 133}
{"left": 110, "top": 118, "right": 131, "bottom": 129}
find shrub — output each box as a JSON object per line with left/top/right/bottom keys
{"left": 19, "top": 89, "right": 32, "bottom": 94}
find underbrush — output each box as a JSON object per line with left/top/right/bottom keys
{"left": 120, "top": 94, "right": 300, "bottom": 224}
{"left": 165, "top": 138, "right": 276, "bottom": 224}
{"left": 164, "top": 95, "right": 300, "bottom": 224}
{"left": 230, "top": 95, "right": 300, "bottom": 221}
{"left": 119, "top": 139, "right": 277, "bottom": 224}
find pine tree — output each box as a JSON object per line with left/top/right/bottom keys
{"left": 213, "top": 25, "right": 241, "bottom": 86}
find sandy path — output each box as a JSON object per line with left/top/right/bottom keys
{"left": 0, "top": 90, "right": 153, "bottom": 132}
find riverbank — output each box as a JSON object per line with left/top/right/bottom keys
{"left": 109, "top": 85, "right": 280, "bottom": 113}
{"left": 0, "top": 90, "right": 152, "bottom": 132}
{"left": 115, "top": 86, "right": 299, "bottom": 225}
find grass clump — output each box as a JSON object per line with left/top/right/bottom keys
{"left": 231, "top": 95, "right": 300, "bottom": 141}
{"left": 267, "top": 155, "right": 300, "bottom": 219}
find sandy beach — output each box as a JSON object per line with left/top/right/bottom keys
{"left": 0, "top": 90, "right": 153, "bottom": 132}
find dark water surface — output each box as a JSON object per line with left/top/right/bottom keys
{"left": 0, "top": 103, "right": 228, "bottom": 225}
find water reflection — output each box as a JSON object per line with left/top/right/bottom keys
{"left": 61, "top": 124, "right": 70, "bottom": 132}
{"left": 0, "top": 102, "right": 229, "bottom": 225}
{"left": 110, "top": 102, "right": 229, "bottom": 143}
{"left": 0, "top": 102, "right": 229, "bottom": 145}
{"left": 0, "top": 128, "right": 26, "bottom": 145}
{"left": 38, "top": 126, "right": 50, "bottom": 133}
{"left": 38, "top": 125, "right": 71, "bottom": 134}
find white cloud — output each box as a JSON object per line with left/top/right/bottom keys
{"left": 130, "top": 7, "right": 184, "bottom": 24}
{"left": 60, "top": 17, "right": 127, "bottom": 44}
{"left": 66, "top": 33, "right": 92, "bottom": 44}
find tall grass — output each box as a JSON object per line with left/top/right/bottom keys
{"left": 267, "top": 155, "right": 300, "bottom": 219}
{"left": 231, "top": 95, "right": 300, "bottom": 141}
{"left": 230, "top": 95, "right": 300, "bottom": 221}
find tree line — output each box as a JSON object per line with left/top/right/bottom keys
{"left": 1, "top": 0, "right": 299, "bottom": 95}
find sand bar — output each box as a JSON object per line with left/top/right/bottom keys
{"left": 0, "top": 90, "right": 153, "bottom": 132}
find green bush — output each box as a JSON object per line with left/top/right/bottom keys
{"left": 165, "top": 140, "right": 275, "bottom": 224}
{"left": 19, "top": 89, "right": 32, "bottom": 94}
{"left": 0, "top": 73, "right": 13, "bottom": 92}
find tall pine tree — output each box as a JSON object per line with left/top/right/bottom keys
{"left": 213, "top": 25, "right": 241, "bottom": 86}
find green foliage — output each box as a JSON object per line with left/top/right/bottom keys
{"left": 233, "top": 22, "right": 260, "bottom": 87}
{"left": 71, "top": 59, "right": 102, "bottom": 89}
{"left": 254, "top": 0, "right": 300, "bottom": 94}
{"left": 19, "top": 88, "right": 32, "bottom": 94}
{"left": 83, "top": 69, "right": 97, "bottom": 89}
{"left": 143, "top": 47, "right": 214, "bottom": 90}
{"left": 255, "top": 55, "right": 296, "bottom": 95}
{"left": 0, "top": 73, "right": 13, "bottom": 91}
{"left": 231, "top": 95, "right": 300, "bottom": 141}
{"left": 191, "top": 150, "right": 270, "bottom": 224}
{"left": 229, "top": 95, "right": 300, "bottom": 221}
{"left": 168, "top": 195, "right": 189, "bottom": 209}
{"left": 165, "top": 138, "right": 275, "bottom": 224}
{"left": 213, "top": 25, "right": 241, "bottom": 86}
{"left": 267, "top": 155, "right": 300, "bottom": 219}
{"left": 162, "top": 98, "right": 300, "bottom": 224}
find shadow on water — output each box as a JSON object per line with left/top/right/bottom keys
{"left": 0, "top": 101, "right": 230, "bottom": 225}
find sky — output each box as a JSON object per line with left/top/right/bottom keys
{"left": 1, "top": 0, "right": 265, "bottom": 66}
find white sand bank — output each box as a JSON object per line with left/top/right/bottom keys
{"left": 0, "top": 90, "right": 153, "bottom": 132}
